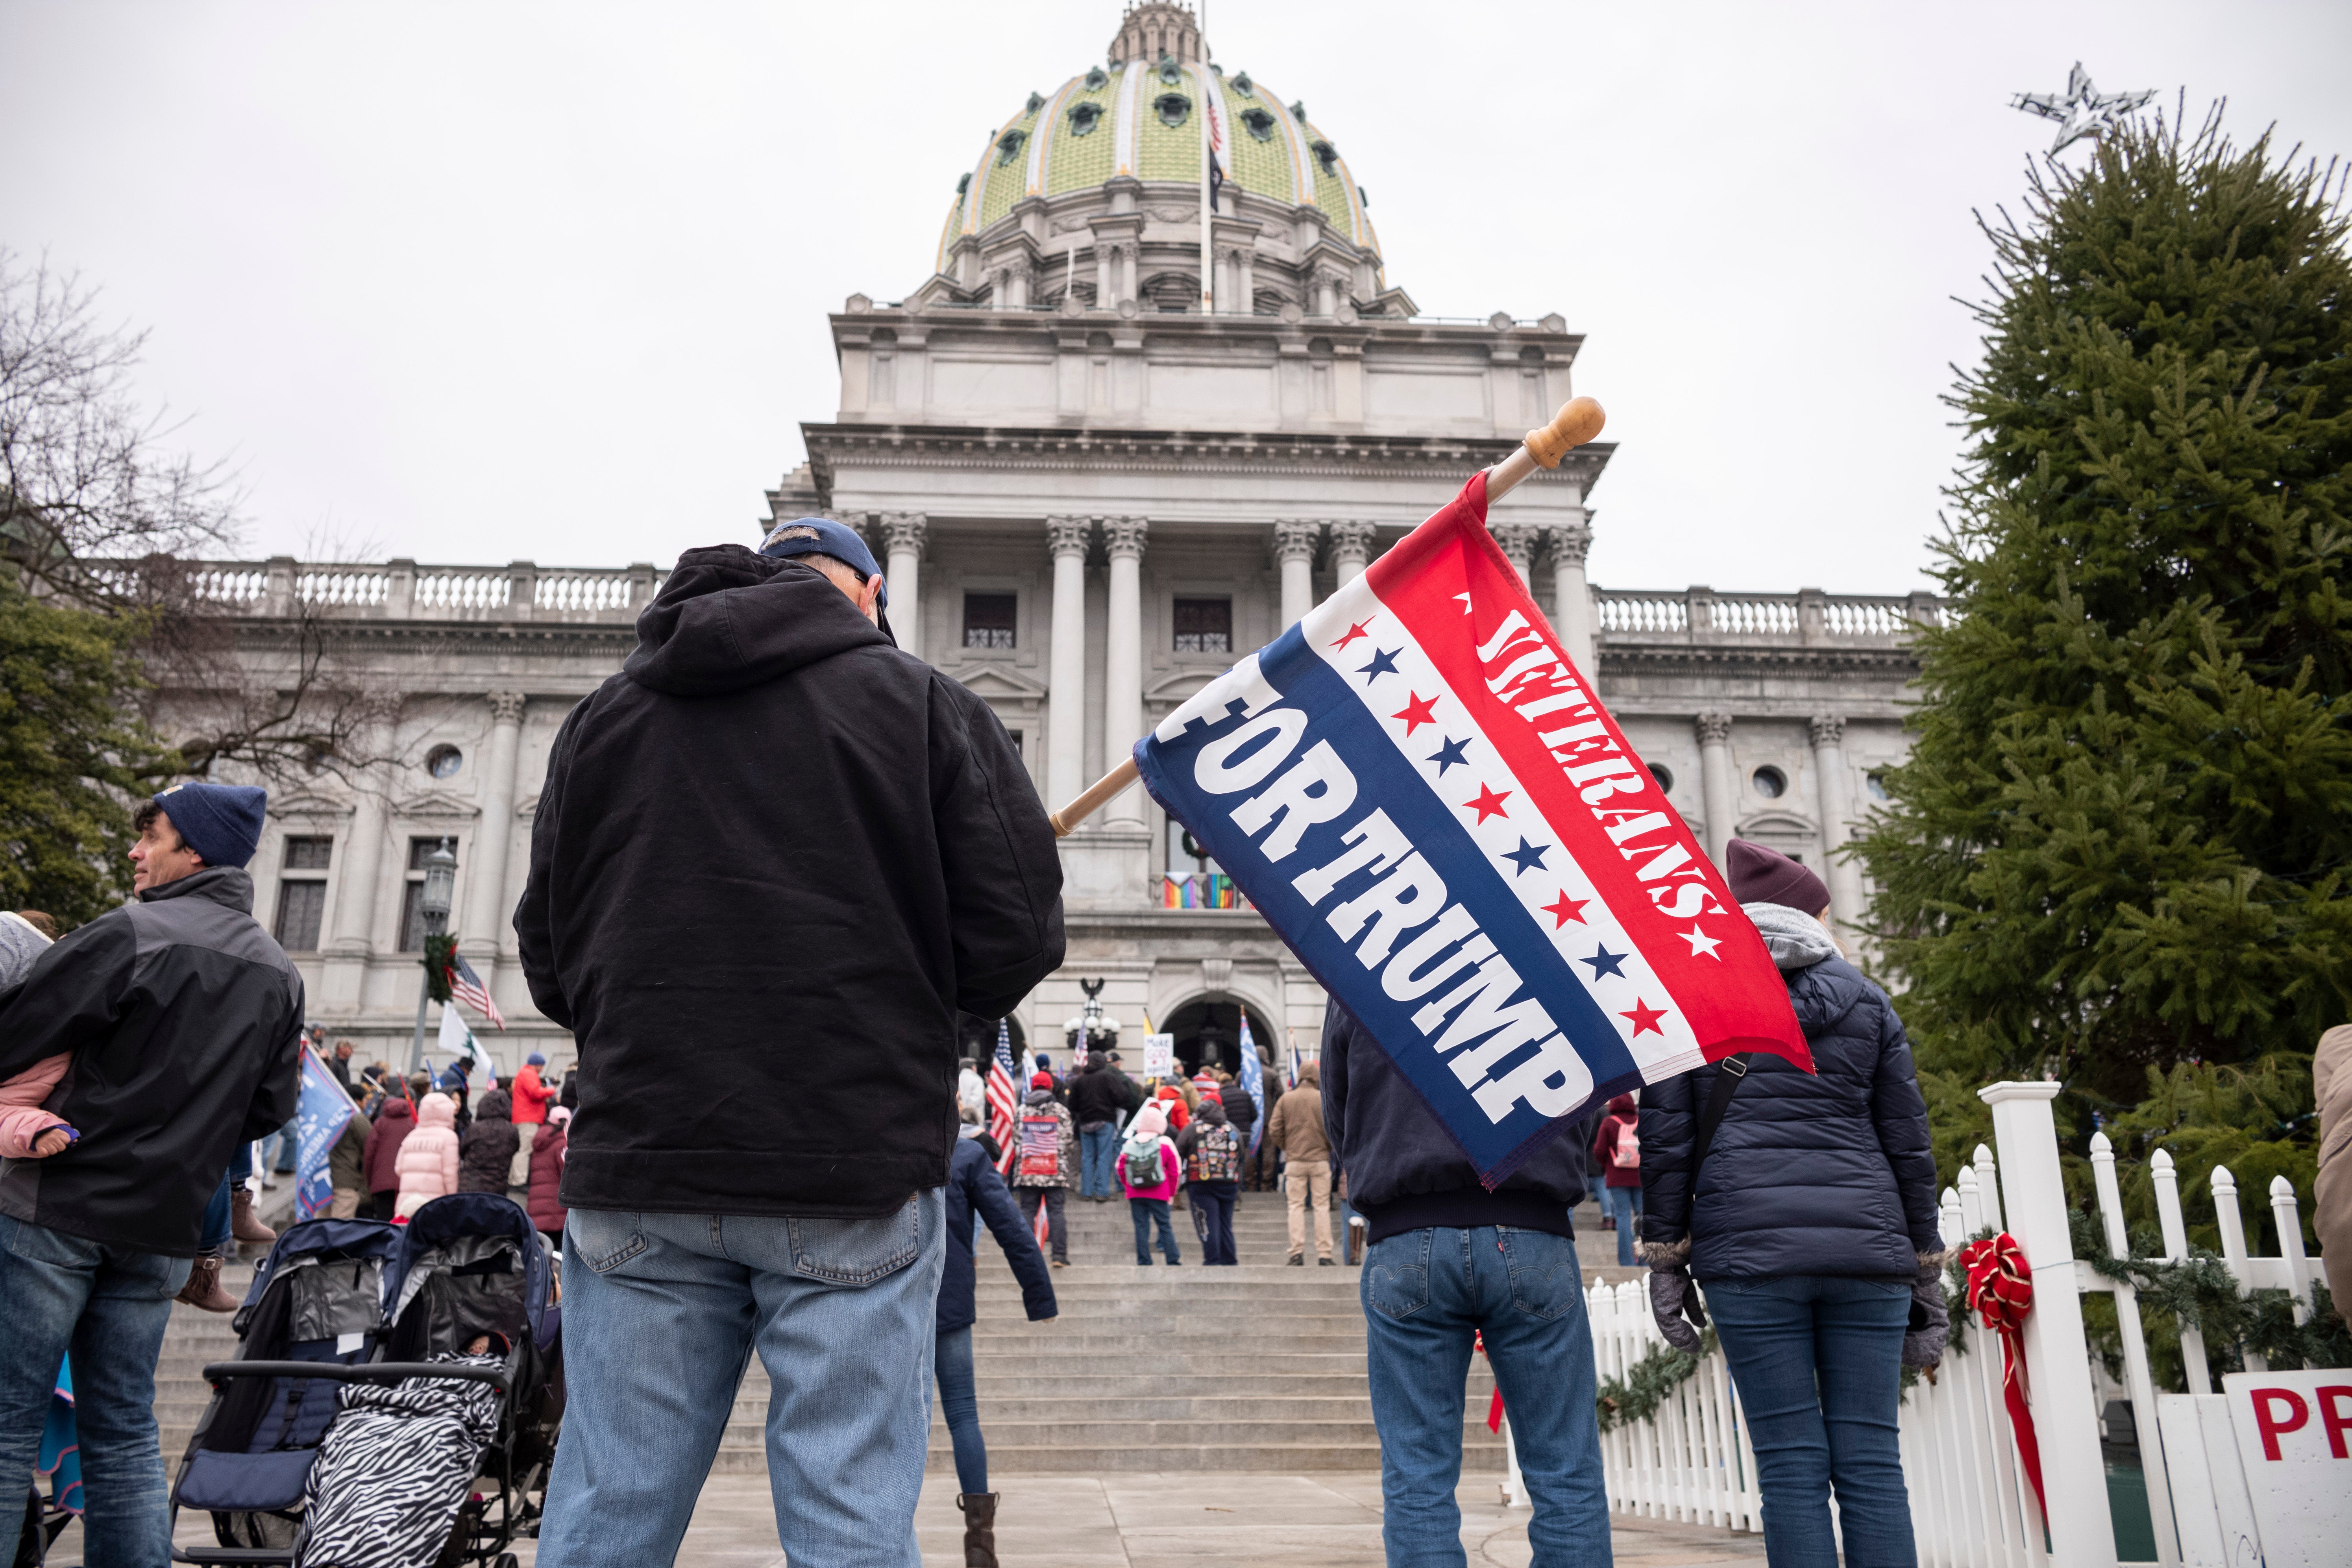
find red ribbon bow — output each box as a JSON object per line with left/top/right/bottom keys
{"left": 1959, "top": 1232, "right": 2044, "bottom": 1521}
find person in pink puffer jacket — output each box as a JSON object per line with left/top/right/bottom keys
{"left": 394, "top": 1092, "right": 461, "bottom": 1220}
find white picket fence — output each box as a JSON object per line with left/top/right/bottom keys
{"left": 1528, "top": 1081, "right": 2331, "bottom": 1566}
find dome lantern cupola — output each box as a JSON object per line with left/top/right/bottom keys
{"left": 1110, "top": 2, "right": 1202, "bottom": 67}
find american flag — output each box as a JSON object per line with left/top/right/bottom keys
{"left": 1020, "top": 1111, "right": 1056, "bottom": 1249}
{"left": 449, "top": 950, "right": 506, "bottom": 1030}
{"left": 986, "top": 1019, "right": 1019, "bottom": 1176}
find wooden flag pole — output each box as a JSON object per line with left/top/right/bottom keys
{"left": 1046, "top": 396, "right": 1606, "bottom": 838}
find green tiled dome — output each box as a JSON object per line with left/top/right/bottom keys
{"left": 935, "top": 61, "right": 1376, "bottom": 274}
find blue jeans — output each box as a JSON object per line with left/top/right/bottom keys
{"left": 1080, "top": 1124, "right": 1119, "bottom": 1198}
{"left": 262, "top": 1117, "right": 298, "bottom": 1174}
{"left": 1129, "top": 1197, "right": 1180, "bottom": 1263}
{"left": 198, "top": 1139, "right": 255, "bottom": 1253}
{"left": 1605, "top": 1184, "right": 1642, "bottom": 1267}
{"left": 1362, "top": 1225, "right": 1609, "bottom": 1568}
{"left": 1190, "top": 1180, "right": 1238, "bottom": 1264}
{"left": 0, "top": 1214, "right": 192, "bottom": 1565}
{"left": 1707, "top": 1274, "right": 1916, "bottom": 1567}
{"left": 934, "top": 1324, "right": 984, "bottom": 1494}
{"left": 542, "top": 1192, "right": 945, "bottom": 1567}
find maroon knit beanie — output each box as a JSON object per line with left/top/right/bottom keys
{"left": 1725, "top": 839, "right": 1831, "bottom": 915}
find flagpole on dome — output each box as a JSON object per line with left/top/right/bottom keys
{"left": 1043, "top": 396, "right": 1605, "bottom": 837}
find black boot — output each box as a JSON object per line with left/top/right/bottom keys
{"left": 957, "top": 1492, "right": 999, "bottom": 1568}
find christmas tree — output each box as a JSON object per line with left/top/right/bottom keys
{"left": 1853, "top": 108, "right": 2351, "bottom": 1230}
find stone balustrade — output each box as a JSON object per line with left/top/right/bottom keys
{"left": 1594, "top": 586, "right": 1940, "bottom": 647}
{"left": 165, "top": 557, "right": 666, "bottom": 623}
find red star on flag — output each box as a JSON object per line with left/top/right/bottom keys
{"left": 1331, "top": 619, "right": 1374, "bottom": 650}
{"left": 1542, "top": 891, "right": 1589, "bottom": 928}
{"left": 1463, "top": 784, "right": 1513, "bottom": 824}
{"left": 1622, "top": 1000, "right": 1668, "bottom": 1037}
{"left": 1392, "top": 692, "right": 1439, "bottom": 735}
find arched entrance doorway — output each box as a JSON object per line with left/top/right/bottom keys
{"left": 1162, "top": 998, "right": 1248, "bottom": 1076}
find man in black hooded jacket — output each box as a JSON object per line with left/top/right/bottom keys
{"left": 519, "top": 521, "right": 1064, "bottom": 1566}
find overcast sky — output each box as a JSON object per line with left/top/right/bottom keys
{"left": 4, "top": 1, "right": 2346, "bottom": 594}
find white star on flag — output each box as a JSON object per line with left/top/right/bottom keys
{"left": 1454, "top": 592, "right": 1474, "bottom": 614}
{"left": 1678, "top": 925, "right": 1724, "bottom": 960}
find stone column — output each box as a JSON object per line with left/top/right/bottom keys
{"left": 1550, "top": 512, "right": 1597, "bottom": 679}
{"left": 880, "top": 512, "right": 928, "bottom": 662}
{"left": 323, "top": 773, "right": 388, "bottom": 1012}
{"left": 1237, "top": 248, "right": 1256, "bottom": 315}
{"left": 1046, "top": 517, "right": 1092, "bottom": 810}
{"left": 1102, "top": 516, "right": 1149, "bottom": 827}
{"left": 1490, "top": 522, "right": 1540, "bottom": 592}
{"left": 1330, "top": 520, "right": 1376, "bottom": 584}
{"left": 1095, "top": 246, "right": 1113, "bottom": 308}
{"left": 1273, "top": 521, "right": 1320, "bottom": 628}
{"left": 1696, "top": 712, "right": 1736, "bottom": 868}
{"left": 460, "top": 692, "right": 527, "bottom": 986}
{"left": 1809, "top": 714, "right": 1867, "bottom": 928}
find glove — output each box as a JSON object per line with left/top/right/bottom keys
{"left": 1902, "top": 1260, "right": 1949, "bottom": 1371}
{"left": 1648, "top": 1265, "right": 1707, "bottom": 1354}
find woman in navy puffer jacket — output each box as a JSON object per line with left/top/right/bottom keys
{"left": 1639, "top": 841, "right": 1945, "bottom": 1568}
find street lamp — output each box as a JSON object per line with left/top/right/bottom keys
{"left": 407, "top": 838, "right": 457, "bottom": 1071}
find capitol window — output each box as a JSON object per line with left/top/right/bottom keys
{"left": 425, "top": 744, "right": 463, "bottom": 779}
{"left": 1173, "top": 597, "right": 1231, "bottom": 654}
{"left": 1751, "top": 765, "right": 1786, "bottom": 799}
{"left": 995, "top": 128, "right": 1026, "bottom": 165}
{"left": 1647, "top": 762, "right": 1674, "bottom": 793}
{"left": 1867, "top": 769, "right": 1891, "bottom": 801}
{"left": 1068, "top": 101, "right": 1102, "bottom": 137}
{"left": 1240, "top": 106, "right": 1276, "bottom": 142}
{"left": 273, "top": 836, "right": 331, "bottom": 953}
{"left": 1155, "top": 92, "right": 1191, "bottom": 128}
{"left": 963, "top": 593, "right": 1017, "bottom": 649}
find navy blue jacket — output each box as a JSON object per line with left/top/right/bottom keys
{"left": 1321, "top": 1001, "right": 1590, "bottom": 1244}
{"left": 939, "top": 1136, "right": 1056, "bottom": 1332}
{"left": 1638, "top": 952, "right": 1941, "bottom": 1281}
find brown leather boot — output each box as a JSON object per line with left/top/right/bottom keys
{"left": 956, "top": 1492, "right": 998, "bottom": 1568}
{"left": 176, "top": 1252, "right": 239, "bottom": 1313}
{"left": 230, "top": 1187, "right": 276, "bottom": 1248}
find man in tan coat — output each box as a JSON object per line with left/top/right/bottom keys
{"left": 1267, "top": 1060, "right": 1335, "bottom": 1265}
{"left": 2315, "top": 1025, "right": 2352, "bottom": 1322}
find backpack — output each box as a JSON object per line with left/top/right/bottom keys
{"left": 1190, "top": 1122, "right": 1240, "bottom": 1182}
{"left": 1121, "top": 1135, "right": 1165, "bottom": 1189}
{"left": 1017, "top": 1113, "right": 1063, "bottom": 1180}
{"left": 1611, "top": 1118, "right": 1641, "bottom": 1170}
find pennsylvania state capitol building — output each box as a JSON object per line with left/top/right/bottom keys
{"left": 187, "top": 4, "right": 1937, "bottom": 1076}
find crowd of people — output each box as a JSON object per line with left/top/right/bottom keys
{"left": 2, "top": 524, "right": 2341, "bottom": 1568}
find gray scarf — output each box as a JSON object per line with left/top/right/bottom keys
{"left": 1742, "top": 901, "right": 1838, "bottom": 971}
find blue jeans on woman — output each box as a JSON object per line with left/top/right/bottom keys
{"left": 1706, "top": 1274, "right": 1916, "bottom": 1567}
{"left": 1605, "top": 1183, "right": 1642, "bottom": 1267}
{"left": 1129, "top": 1197, "right": 1180, "bottom": 1263}
{"left": 0, "top": 1213, "right": 192, "bottom": 1566}
{"left": 934, "top": 1324, "right": 984, "bottom": 1493}
{"left": 1080, "top": 1124, "right": 1119, "bottom": 1198}
{"left": 1361, "top": 1224, "right": 1610, "bottom": 1567}
{"left": 542, "top": 1193, "right": 944, "bottom": 1567}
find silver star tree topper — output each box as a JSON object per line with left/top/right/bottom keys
{"left": 2013, "top": 62, "right": 2156, "bottom": 154}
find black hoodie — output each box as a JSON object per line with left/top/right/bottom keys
{"left": 516, "top": 546, "right": 1065, "bottom": 1217}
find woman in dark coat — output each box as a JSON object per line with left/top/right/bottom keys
{"left": 361, "top": 1094, "right": 416, "bottom": 1220}
{"left": 527, "top": 1105, "right": 570, "bottom": 1245}
{"left": 1639, "top": 841, "right": 1946, "bottom": 1568}
{"left": 939, "top": 1130, "right": 1056, "bottom": 1567}
{"left": 458, "top": 1087, "right": 519, "bottom": 1193}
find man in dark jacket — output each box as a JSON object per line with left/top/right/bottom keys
{"left": 0, "top": 782, "right": 302, "bottom": 1563}
{"left": 1323, "top": 998, "right": 1607, "bottom": 1566}
{"left": 1067, "top": 1050, "right": 1133, "bottom": 1202}
{"left": 519, "top": 523, "right": 1065, "bottom": 1566}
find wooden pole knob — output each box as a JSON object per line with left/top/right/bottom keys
{"left": 1522, "top": 397, "right": 1606, "bottom": 470}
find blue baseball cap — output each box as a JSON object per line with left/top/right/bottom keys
{"left": 757, "top": 518, "right": 888, "bottom": 610}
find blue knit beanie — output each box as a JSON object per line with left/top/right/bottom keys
{"left": 152, "top": 783, "right": 267, "bottom": 869}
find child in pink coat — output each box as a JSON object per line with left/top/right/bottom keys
{"left": 1119, "top": 1105, "right": 1184, "bottom": 1265}
{"left": 0, "top": 911, "right": 72, "bottom": 1161}
{"left": 393, "top": 1092, "right": 462, "bottom": 1220}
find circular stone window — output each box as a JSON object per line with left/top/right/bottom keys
{"left": 1647, "top": 762, "right": 1674, "bottom": 793}
{"left": 425, "top": 744, "right": 464, "bottom": 780}
{"left": 1751, "top": 765, "right": 1786, "bottom": 799}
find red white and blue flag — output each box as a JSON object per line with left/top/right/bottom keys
{"left": 449, "top": 950, "right": 505, "bottom": 1031}
{"left": 1134, "top": 473, "right": 1809, "bottom": 1185}
{"left": 986, "top": 1019, "right": 1021, "bottom": 1176}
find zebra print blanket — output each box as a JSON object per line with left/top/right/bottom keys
{"left": 294, "top": 1354, "right": 503, "bottom": 1568}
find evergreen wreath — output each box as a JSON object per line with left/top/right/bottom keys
{"left": 2068, "top": 1207, "right": 2348, "bottom": 1373}
{"left": 421, "top": 932, "right": 458, "bottom": 1004}
{"left": 1595, "top": 1329, "right": 1718, "bottom": 1434}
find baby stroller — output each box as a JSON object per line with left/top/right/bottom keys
{"left": 169, "top": 1195, "right": 560, "bottom": 1566}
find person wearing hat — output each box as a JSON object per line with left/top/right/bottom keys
{"left": 510, "top": 1049, "right": 556, "bottom": 1188}
{"left": 0, "top": 782, "right": 304, "bottom": 1560}
{"left": 517, "top": 520, "right": 1065, "bottom": 1564}
{"left": 1009, "top": 1071, "right": 1076, "bottom": 1267}
{"left": 1637, "top": 839, "right": 1943, "bottom": 1565}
